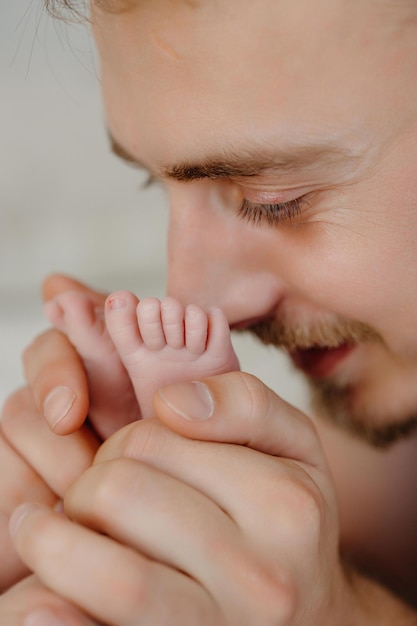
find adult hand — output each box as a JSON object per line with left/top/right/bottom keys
{"left": 0, "top": 274, "right": 108, "bottom": 591}
{"left": 11, "top": 372, "right": 410, "bottom": 626}
{"left": 0, "top": 575, "right": 99, "bottom": 626}
{"left": 0, "top": 386, "right": 98, "bottom": 592}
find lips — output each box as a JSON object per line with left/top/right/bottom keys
{"left": 290, "top": 343, "right": 355, "bottom": 378}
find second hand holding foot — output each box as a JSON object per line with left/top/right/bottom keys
{"left": 10, "top": 371, "right": 354, "bottom": 626}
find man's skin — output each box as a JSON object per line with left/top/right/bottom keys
{"left": 2, "top": 0, "right": 417, "bottom": 623}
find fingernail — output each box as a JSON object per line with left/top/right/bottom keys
{"left": 43, "top": 386, "right": 76, "bottom": 429}
{"left": 158, "top": 381, "right": 214, "bottom": 420}
{"left": 9, "top": 503, "right": 42, "bottom": 538}
{"left": 24, "top": 609, "right": 73, "bottom": 626}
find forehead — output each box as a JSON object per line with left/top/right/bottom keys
{"left": 92, "top": 0, "right": 417, "bottom": 166}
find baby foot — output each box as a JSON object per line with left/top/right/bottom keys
{"left": 105, "top": 291, "right": 240, "bottom": 419}
{"left": 44, "top": 291, "right": 140, "bottom": 438}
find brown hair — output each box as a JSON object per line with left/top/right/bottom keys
{"left": 45, "top": 0, "right": 136, "bottom": 19}
{"left": 44, "top": 0, "right": 87, "bottom": 19}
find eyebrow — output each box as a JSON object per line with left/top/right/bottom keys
{"left": 109, "top": 131, "right": 358, "bottom": 182}
{"left": 109, "top": 133, "right": 149, "bottom": 170}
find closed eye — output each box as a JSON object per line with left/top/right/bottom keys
{"left": 237, "top": 196, "right": 305, "bottom": 227}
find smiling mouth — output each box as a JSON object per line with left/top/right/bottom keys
{"left": 290, "top": 343, "right": 355, "bottom": 378}
{"left": 233, "top": 311, "right": 369, "bottom": 379}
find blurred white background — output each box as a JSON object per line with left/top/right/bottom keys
{"left": 0, "top": 2, "right": 308, "bottom": 411}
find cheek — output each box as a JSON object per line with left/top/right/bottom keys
{"left": 276, "top": 218, "right": 417, "bottom": 351}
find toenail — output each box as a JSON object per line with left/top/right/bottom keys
{"left": 107, "top": 296, "right": 127, "bottom": 310}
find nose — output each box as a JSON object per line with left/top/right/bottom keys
{"left": 166, "top": 180, "right": 286, "bottom": 326}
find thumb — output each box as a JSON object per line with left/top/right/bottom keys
{"left": 154, "top": 371, "right": 325, "bottom": 470}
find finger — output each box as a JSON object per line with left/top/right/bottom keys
{"left": 154, "top": 371, "right": 326, "bottom": 470}
{"left": 0, "top": 510, "right": 31, "bottom": 592}
{"left": 93, "top": 418, "right": 333, "bottom": 553}
{"left": 66, "top": 458, "right": 235, "bottom": 580}
{"left": 10, "top": 504, "right": 218, "bottom": 626}
{"left": 23, "top": 329, "right": 90, "bottom": 434}
{"left": 42, "top": 273, "right": 107, "bottom": 308}
{"left": 1, "top": 575, "right": 98, "bottom": 626}
{"left": 64, "top": 458, "right": 296, "bottom": 624}
{"left": 0, "top": 431, "right": 56, "bottom": 591}
{"left": 66, "top": 455, "right": 307, "bottom": 625}
{"left": 1, "top": 387, "right": 99, "bottom": 497}
{"left": 0, "top": 429, "right": 56, "bottom": 514}
{"left": 0, "top": 389, "right": 66, "bottom": 591}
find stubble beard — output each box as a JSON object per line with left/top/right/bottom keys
{"left": 243, "top": 315, "right": 417, "bottom": 448}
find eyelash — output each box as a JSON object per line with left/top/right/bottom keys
{"left": 237, "top": 196, "right": 304, "bottom": 227}
{"left": 141, "top": 174, "right": 158, "bottom": 189}
{"left": 140, "top": 174, "right": 306, "bottom": 227}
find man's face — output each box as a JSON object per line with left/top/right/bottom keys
{"left": 92, "top": 0, "right": 417, "bottom": 442}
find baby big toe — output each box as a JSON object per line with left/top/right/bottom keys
{"left": 105, "top": 290, "right": 143, "bottom": 357}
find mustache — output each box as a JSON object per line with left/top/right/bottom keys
{"left": 238, "top": 315, "right": 380, "bottom": 351}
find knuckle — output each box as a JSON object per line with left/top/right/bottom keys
{"left": 108, "top": 552, "right": 150, "bottom": 611}
{"left": 1, "top": 386, "right": 26, "bottom": 418}
{"left": 88, "top": 459, "right": 134, "bottom": 513}
{"left": 283, "top": 469, "right": 325, "bottom": 539}
{"left": 236, "top": 373, "right": 273, "bottom": 423}
{"left": 251, "top": 570, "right": 297, "bottom": 624}
{"left": 0, "top": 387, "right": 34, "bottom": 436}
{"left": 23, "top": 328, "right": 70, "bottom": 373}
{"left": 227, "top": 549, "right": 297, "bottom": 625}
{"left": 260, "top": 467, "right": 325, "bottom": 544}
{"left": 22, "top": 331, "right": 49, "bottom": 367}
{"left": 120, "top": 418, "right": 172, "bottom": 462}
{"left": 18, "top": 508, "right": 58, "bottom": 561}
